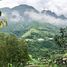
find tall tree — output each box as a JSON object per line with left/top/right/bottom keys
{"left": 54, "top": 28, "right": 67, "bottom": 51}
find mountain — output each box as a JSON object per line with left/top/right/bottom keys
{"left": 0, "top": 5, "right": 39, "bottom": 33}
{"left": 21, "top": 21, "right": 59, "bottom": 39}
{"left": 12, "top": 4, "right": 39, "bottom": 15}
{"left": 41, "top": 10, "right": 67, "bottom": 20}
{"left": 0, "top": 4, "right": 59, "bottom": 37}
{"left": 0, "top": 7, "right": 12, "bottom": 15}
{"left": 0, "top": 5, "right": 60, "bottom": 58}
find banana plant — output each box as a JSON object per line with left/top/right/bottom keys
{"left": 0, "top": 11, "right": 7, "bottom": 28}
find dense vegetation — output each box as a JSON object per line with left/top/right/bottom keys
{"left": 0, "top": 27, "right": 67, "bottom": 67}
{"left": 0, "top": 12, "right": 67, "bottom": 66}
{"left": 0, "top": 28, "right": 67, "bottom": 67}
{"left": 26, "top": 27, "right": 67, "bottom": 67}
{"left": 0, "top": 5, "right": 67, "bottom": 67}
{"left": 0, "top": 33, "right": 29, "bottom": 67}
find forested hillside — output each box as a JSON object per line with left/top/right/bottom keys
{"left": 0, "top": 4, "right": 67, "bottom": 67}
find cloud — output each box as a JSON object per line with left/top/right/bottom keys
{"left": 39, "top": 0, "right": 67, "bottom": 16}
{"left": 24, "top": 10, "right": 67, "bottom": 27}
{"left": 10, "top": 10, "right": 23, "bottom": 22}
{"left": 0, "top": 0, "right": 39, "bottom": 9}
{"left": 0, "top": 0, "right": 67, "bottom": 16}
{"left": 2, "top": 9, "right": 66, "bottom": 27}
{"left": 0, "top": 0, "right": 67, "bottom": 27}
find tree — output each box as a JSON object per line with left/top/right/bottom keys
{"left": 0, "top": 33, "right": 30, "bottom": 67}
{"left": 54, "top": 28, "right": 67, "bottom": 66}
{"left": 0, "top": 11, "right": 7, "bottom": 28}
{"left": 54, "top": 28, "right": 67, "bottom": 50}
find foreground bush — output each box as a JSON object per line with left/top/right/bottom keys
{"left": 0, "top": 33, "right": 30, "bottom": 67}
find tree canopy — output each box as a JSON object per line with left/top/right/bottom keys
{"left": 0, "top": 33, "right": 30, "bottom": 67}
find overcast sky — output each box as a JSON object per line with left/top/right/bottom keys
{"left": 0, "top": 0, "right": 67, "bottom": 16}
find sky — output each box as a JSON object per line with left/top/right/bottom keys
{"left": 0, "top": 0, "right": 67, "bottom": 16}
{"left": 0, "top": 0, "right": 67, "bottom": 27}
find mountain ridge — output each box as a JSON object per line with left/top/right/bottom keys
{"left": 0, "top": 4, "right": 63, "bottom": 37}
{"left": 41, "top": 10, "right": 67, "bottom": 20}
{"left": 0, "top": 4, "right": 66, "bottom": 20}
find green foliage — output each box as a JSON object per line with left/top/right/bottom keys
{"left": 0, "top": 33, "right": 30, "bottom": 67}
{"left": 54, "top": 27, "right": 67, "bottom": 49}
{"left": 54, "top": 28, "right": 67, "bottom": 66}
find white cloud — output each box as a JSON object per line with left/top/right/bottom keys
{"left": 0, "top": 0, "right": 18, "bottom": 8}
{"left": 0, "top": 0, "right": 67, "bottom": 16}
{"left": 24, "top": 11, "right": 67, "bottom": 27}
{"left": 0, "top": 0, "right": 39, "bottom": 9}
{"left": 0, "top": 0, "right": 67, "bottom": 26}
{"left": 10, "top": 10, "right": 23, "bottom": 22}
{"left": 39, "top": 0, "right": 67, "bottom": 16}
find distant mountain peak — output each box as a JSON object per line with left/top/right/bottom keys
{"left": 12, "top": 4, "right": 39, "bottom": 13}
{"left": 41, "top": 10, "right": 67, "bottom": 20}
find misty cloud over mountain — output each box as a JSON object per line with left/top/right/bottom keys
{"left": 1, "top": 5, "right": 67, "bottom": 27}
{"left": 0, "top": 4, "right": 67, "bottom": 33}
{"left": 0, "top": 5, "right": 67, "bottom": 26}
